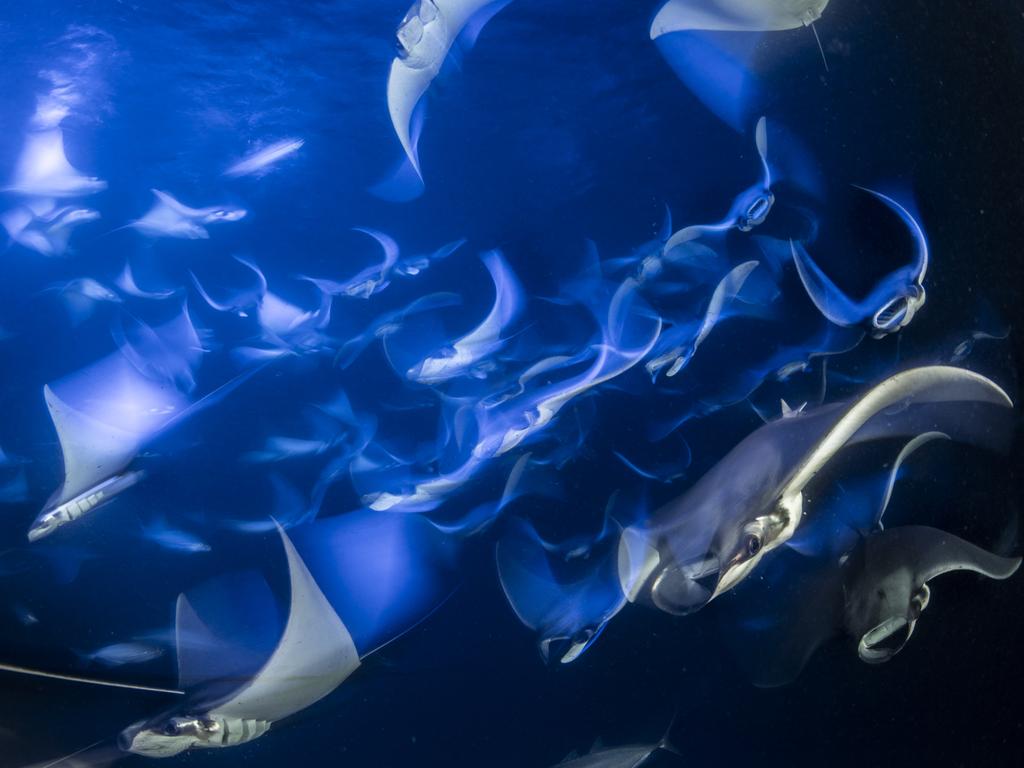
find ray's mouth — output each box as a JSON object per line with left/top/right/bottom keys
{"left": 858, "top": 616, "right": 913, "bottom": 664}
{"left": 650, "top": 556, "right": 721, "bottom": 616}
{"left": 873, "top": 297, "right": 909, "bottom": 332}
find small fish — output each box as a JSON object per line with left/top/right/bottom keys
{"left": 79, "top": 642, "right": 165, "bottom": 668}
{"left": 140, "top": 517, "right": 211, "bottom": 554}
{"left": 225, "top": 138, "right": 304, "bottom": 178}
{"left": 242, "top": 436, "right": 334, "bottom": 464}
{"left": 14, "top": 604, "right": 39, "bottom": 626}
{"left": 951, "top": 329, "right": 1009, "bottom": 365}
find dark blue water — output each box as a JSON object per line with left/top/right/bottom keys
{"left": 0, "top": 2, "right": 1022, "bottom": 766}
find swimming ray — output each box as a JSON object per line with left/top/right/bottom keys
{"left": 4, "top": 128, "right": 107, "bottom": 198}
{"left": 300, "top": 227, "right": 401, "bottom": 299}
{"left": 2, "top": 199, "right": 100, "bottom": 257}
{"left": 29, "top": 329, "right": 262, "bottom": 541}
{"left": 664, "top": 117, "right": 775, "bottom": 253}
{"left": 407, "top": 249, "right": 523, "bottom": 384}
{"left": 645, "top": 259, "right": 760, "bottom": 379}
{"left": 387, "top": 0, "right": 515, "bottom": 182}
{"left": 496, "top": 516, "right": 626, "bottom": 664}
{"left": 29, "top": 352, "right": 190, "bottom": 542}
{"left": 122, "top": 516, "right": 456, "bottom": 757}
{"left": 128, "top": 189, "right": 247, "bottom": 240}
{"left": 191, "top": 256, "right": 268, "bottom": 316}
{"left": 111, "top": 305, "right": 206, "bottom": 392}
{"left": 395, "top": 237, "right": 466, "bottom": 277}
{"left": 478, "top": 278, "right": 662, "bottom": 459}
{"left": 337, "top": 291, "right": 462, "bottom": 369}
{"left": 650, "top": 0, "right": 829, "bottom": 38}
{"left": 791, "top": 187, "right": 929, "bottom": 335}
{"left": 121, "top": 525, "right": 359, "bottom": 757}
{"left": 620, "top": 366, "right": 1013, "bottom": 615}
{"left": 115, "top": 260, "right": 178, "bottom": 300}
{"left": 725, "top": 525, "right": 1020, "bottom": 687}
{"left": 38, "top": 277, "right": 121, "bottom": 326}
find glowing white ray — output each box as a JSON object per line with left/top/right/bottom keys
{"left": 2, "top": 199, "right": 100, "bottom": 257}
{"left": 650, "top": 0, "right": 829, "bottom": 39}
{"left": 387, "top": 0, "right": 514, "bottom": 179}
{"left": 29, "top": 346, "right": 194, "bottom": 541}
{"left": 4, "top": 129, "right": 106, "bottom": 198}
{"left": 122, "top": 526, "right": 361, "bottom": 757}
{"left": 408, "top": 250, "right": 522, "bottom": 383}
{"left": 129, "top": 190, "right": 246, "bottom": 240}
{"left": 211, "top": 527, "right": 359, "bottom": 721}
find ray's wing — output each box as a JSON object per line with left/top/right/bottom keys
{"left": 11, "top": 130, "right": 78, "bottom": 188}
{"left": 289, "top": 510, "right": 458, "bottom": 656}
{"left": 150, "top": 190, "right": 197, "bottom": 218}
{"left": 651, "top": 0, "right": 826, "bottom": 38}
{"left": 212, "top": 527, "right": 360, "bottom": 722}
{"left": 45, "top": 353, "right": 189, "bottom": 504}
{"left": 891, "top": 526, "right": 1022, "bottom": 584}
{"left": 780, "top": 366, "right": 1013, "bottom": 501}
{"left": 174, "top": 570, "right": 281, "bottom": 693}
{"left": 388, "top": 0, "right": 515, "bottom": 178}
{"left": 44, "top": 386, "right": 138, "bottom": 506}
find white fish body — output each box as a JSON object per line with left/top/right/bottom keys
{"left": 28, "top": 352, "right": 189, "bottom": 541}
{"left": 387, "top": 0, "right": 514, "bottom": 178}
{"left": 4, "top": 129, "right": 107, "bottom": 198}
{"left": 407, "top": 250, "right": 521, "bottom": 384}
{"left": 650, "top": 0, "right": 829, "bottom": 38}
{"left": 129, "top": 190, "right": 246, "bottom": 240}
{"left": 2, "top": 198, "right": 99, "bottom": 256}
{"left": 122, "top": 526, "right": 361, "bottom": 757}
{"left": 224, "top": 139, "right": 304, "bottom": 178}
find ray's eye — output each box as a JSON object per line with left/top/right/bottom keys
{"left": 744, "top": 534, "right": 762, "bottom": 557}
{"left": 162, "top": 723, "right": 180, "bottom": 736}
